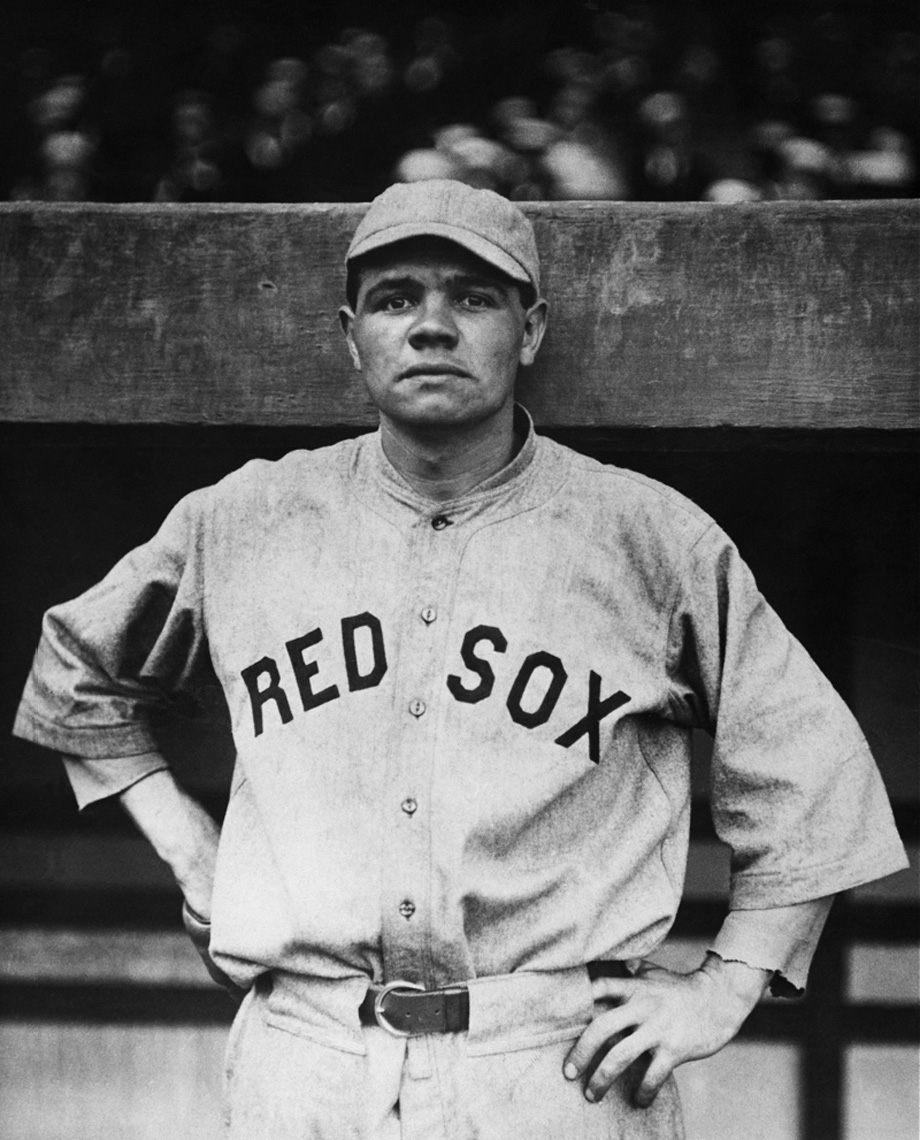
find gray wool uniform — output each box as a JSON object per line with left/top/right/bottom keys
{"left": 14, "top": 410, "right": 906, "bottom": 1137}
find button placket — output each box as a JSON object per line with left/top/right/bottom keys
{"left": 380, "top": 517, "right": 460, "bottom": 981}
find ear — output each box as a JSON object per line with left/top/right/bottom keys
{"left": 338, "top": 305, "right": 361, "bottom": 371}
{"left": 518, "top": 298, "right": 548, "bottom": 367}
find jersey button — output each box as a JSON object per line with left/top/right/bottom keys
{"left": 420, "top": 606, "right": 437, "bottom": 624}
{"left": 431, "top": 514, "right": 451, "bottom": 530}
{"left": 409, "top": 698, "right": 426, "bottom": 718}
{"left": 399, "top": 900, "right": 416, "bottom": 920}
{"left": 401, "top": 797, "right": 418, "bottom": 815}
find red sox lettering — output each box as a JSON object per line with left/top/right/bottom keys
{"left": 240, "top": 613, "right": 630, "bottom": 764}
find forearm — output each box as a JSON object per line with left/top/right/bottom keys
{"left": 120, "top": 766, "right": 221, "bottom": 918}
{"left": 711, "top": 895, "right": 835, "bottom": 995}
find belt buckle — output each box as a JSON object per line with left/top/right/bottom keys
{"left": 373, "top": 979, "right": 425, "bottom": 1037}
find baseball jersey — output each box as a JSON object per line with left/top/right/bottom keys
{"left": 14, "top": 410, "right": 907, "bottom": 992}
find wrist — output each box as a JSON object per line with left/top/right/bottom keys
{"left": 699, "top": 952, "right": 772, "bottom": 1012}
{"left": 696, "top": 953, "right": 772, "bottom": 1042}
{"left": 174, "top": 845, "right": 218, "bottom": 918}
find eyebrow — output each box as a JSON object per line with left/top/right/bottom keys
{"left": 363, "top": 275, "right": 420, "bottom": 301}
{"left": 362, "top": 271, "right": 511, "bottom": 303}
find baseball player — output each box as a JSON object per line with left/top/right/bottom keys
{"left": 14, "top": 180, "right": 907, "bottom": 1139}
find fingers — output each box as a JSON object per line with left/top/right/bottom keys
{"left": 566, "top": 1021, "right": 675, "bottom": 1106}
{"left": 584, "top": 1031, "right": 656, "bottom": 1102}
{"left": 634, "top": 1049, "right": 676, "bottom": 1109}
{"left": 590, "top": 974, "right": 637, "bottom": 1003}
{"left": 564, "top": 1003, "right": 637, "bottom": 1080}
{"left": 563, "top": 971, "right": 686, "bottom": 1105}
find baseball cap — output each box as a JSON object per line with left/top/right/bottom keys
{"left": 346, "top": 179, "right": 541, "bottom": 294}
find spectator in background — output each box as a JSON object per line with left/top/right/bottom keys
{"left": 5, "top": 4, "right": 918, "bottom": 205}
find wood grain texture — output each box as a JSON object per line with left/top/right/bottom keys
{"left": 0, "top": 200, "right": 916, "bottom": 428}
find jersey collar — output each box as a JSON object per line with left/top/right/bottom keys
{"left": 350, "top": 404, "right": 568, "bottom": 528}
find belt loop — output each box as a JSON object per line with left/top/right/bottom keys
{"left": 406, "top": 1035, "right": 434, "bottom": 1080}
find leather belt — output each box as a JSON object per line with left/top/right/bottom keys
{"left": 359, "top": 980, "right": 470, "bottom": 1037}
{"left": 358, "top": 962, "right": 629, "bottom": 1038}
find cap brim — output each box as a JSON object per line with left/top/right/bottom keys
{"left": 346, "top": 220, "right": 532, "bottom": 286}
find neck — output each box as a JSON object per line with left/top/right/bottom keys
{"left": 379, "top": 404, "right": 520, "bottom": 502}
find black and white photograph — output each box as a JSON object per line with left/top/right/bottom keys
{"left": 1, "top": 2, "right": 917, "bottom": 1138}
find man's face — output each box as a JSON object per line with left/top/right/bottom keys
{"left": 339, "top": 237, "right": 546, "bottom": 431}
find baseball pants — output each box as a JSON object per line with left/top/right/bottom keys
{"left": 221, "top": 967, "right": 685, "bottom": 1139}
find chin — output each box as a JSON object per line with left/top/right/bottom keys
{"left": 389, "top": 393, "right": 491, "bottom": 428}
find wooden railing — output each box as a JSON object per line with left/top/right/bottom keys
{"left": 1, "top": 200, "right": 917, "bottom": 431}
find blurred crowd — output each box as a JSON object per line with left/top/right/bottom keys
{"left": 3, "top": 2, "right": 918, "bottom": 205}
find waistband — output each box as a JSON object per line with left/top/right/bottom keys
{"left": 258, "top": 963, "right": 628, "bottom": 1058}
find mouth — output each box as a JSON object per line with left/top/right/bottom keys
{"left": 399, "top": 364, "right": 471, "bottom": 380}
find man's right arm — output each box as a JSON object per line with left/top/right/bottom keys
{"left": 118, "top": 765, "right": 245, "bottom": 999}
{"left": 118, "top": 765, "right": 221, "bottom": 920}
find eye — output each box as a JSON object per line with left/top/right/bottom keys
{"left": 459, "top": 292, "right": 493, "bottom": 310}
{"left": 380, "top": 294, "right": 413, "bottom": 312}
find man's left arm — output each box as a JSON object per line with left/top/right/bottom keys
{"left": 564, "top": 896, "right": 832, "bottom": 1105}
{"left": 565, "top": 518, "right": 908, "bottom": 1106}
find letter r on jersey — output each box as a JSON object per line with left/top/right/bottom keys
{"left": 242, "top": 655, "right": 294, "bottom": 736}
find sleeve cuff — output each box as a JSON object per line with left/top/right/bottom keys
{"left": 14, "top": 701, "right": 159, "bottom": 759}
{"left": 710, "top": 897, "right": 835, "bottom": 997}
{"left": 61, "top": 752, "right": 169, "bottom": 810}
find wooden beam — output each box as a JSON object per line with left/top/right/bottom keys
{"left": 0, "top": 201, "right": 916, "bottom": 429}
{"left": 0, "top": 927, "right": 208, "bottom": 987}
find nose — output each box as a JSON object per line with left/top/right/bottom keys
{"left": 408, "top": 294, "right": 459, "bottom": 350}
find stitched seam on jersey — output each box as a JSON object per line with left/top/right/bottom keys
{"left": 346, "top": 470, "right": 418, "bottom": 533}
{"left": 222, "top": 985, "right": 257, "bottom": 1127}
{"left": 566, "top": 452, "right": 713, "bottom": 525}
{"left": 635, "top": 721, "right": 685, "bottom": 896}
{"left": 14, "top": 704, "right": 149, "bottom": 734}
{"left": 347, "top": 418, "right": 555, "bottom": 525}
{"left": 663, "top": 521, "right": 721, "bottom": 723}
{"left": 360, "top": 456, "right": 543, "bottom": 520}
{"left": 378, "top": 406, "right": 543, "bottom": 515}
{"left": 431, "top": 1037, "right": 452, "bottom": 1137}
{"left": 730, "top": 841, "right": 907, "bottom": 882}
{"left": 449, "top": 444, "right": 575, "bottom": 555}
{"left": 346, "top": 447, "right": 544, "bottom": 527}
{"left": 262, "top": 1009, "right": 366, "bottom": 1055}
{"left": 337, "top": 433, "right": 413, "bottom": 535}
{"left": 228, "top": 772, "right": 248, "bottom": 801}
{"left": 564, "top": 448, "right": 713, "bottom": 668}
{"left": 15, "top": 705, "right": 158, "bottom": 757}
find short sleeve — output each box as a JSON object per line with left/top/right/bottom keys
{"left": 667, "top": 524, "right": 907, "bottom": 909}
{"left": 13, "top": 488, "right": 212, "bottom": 802}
